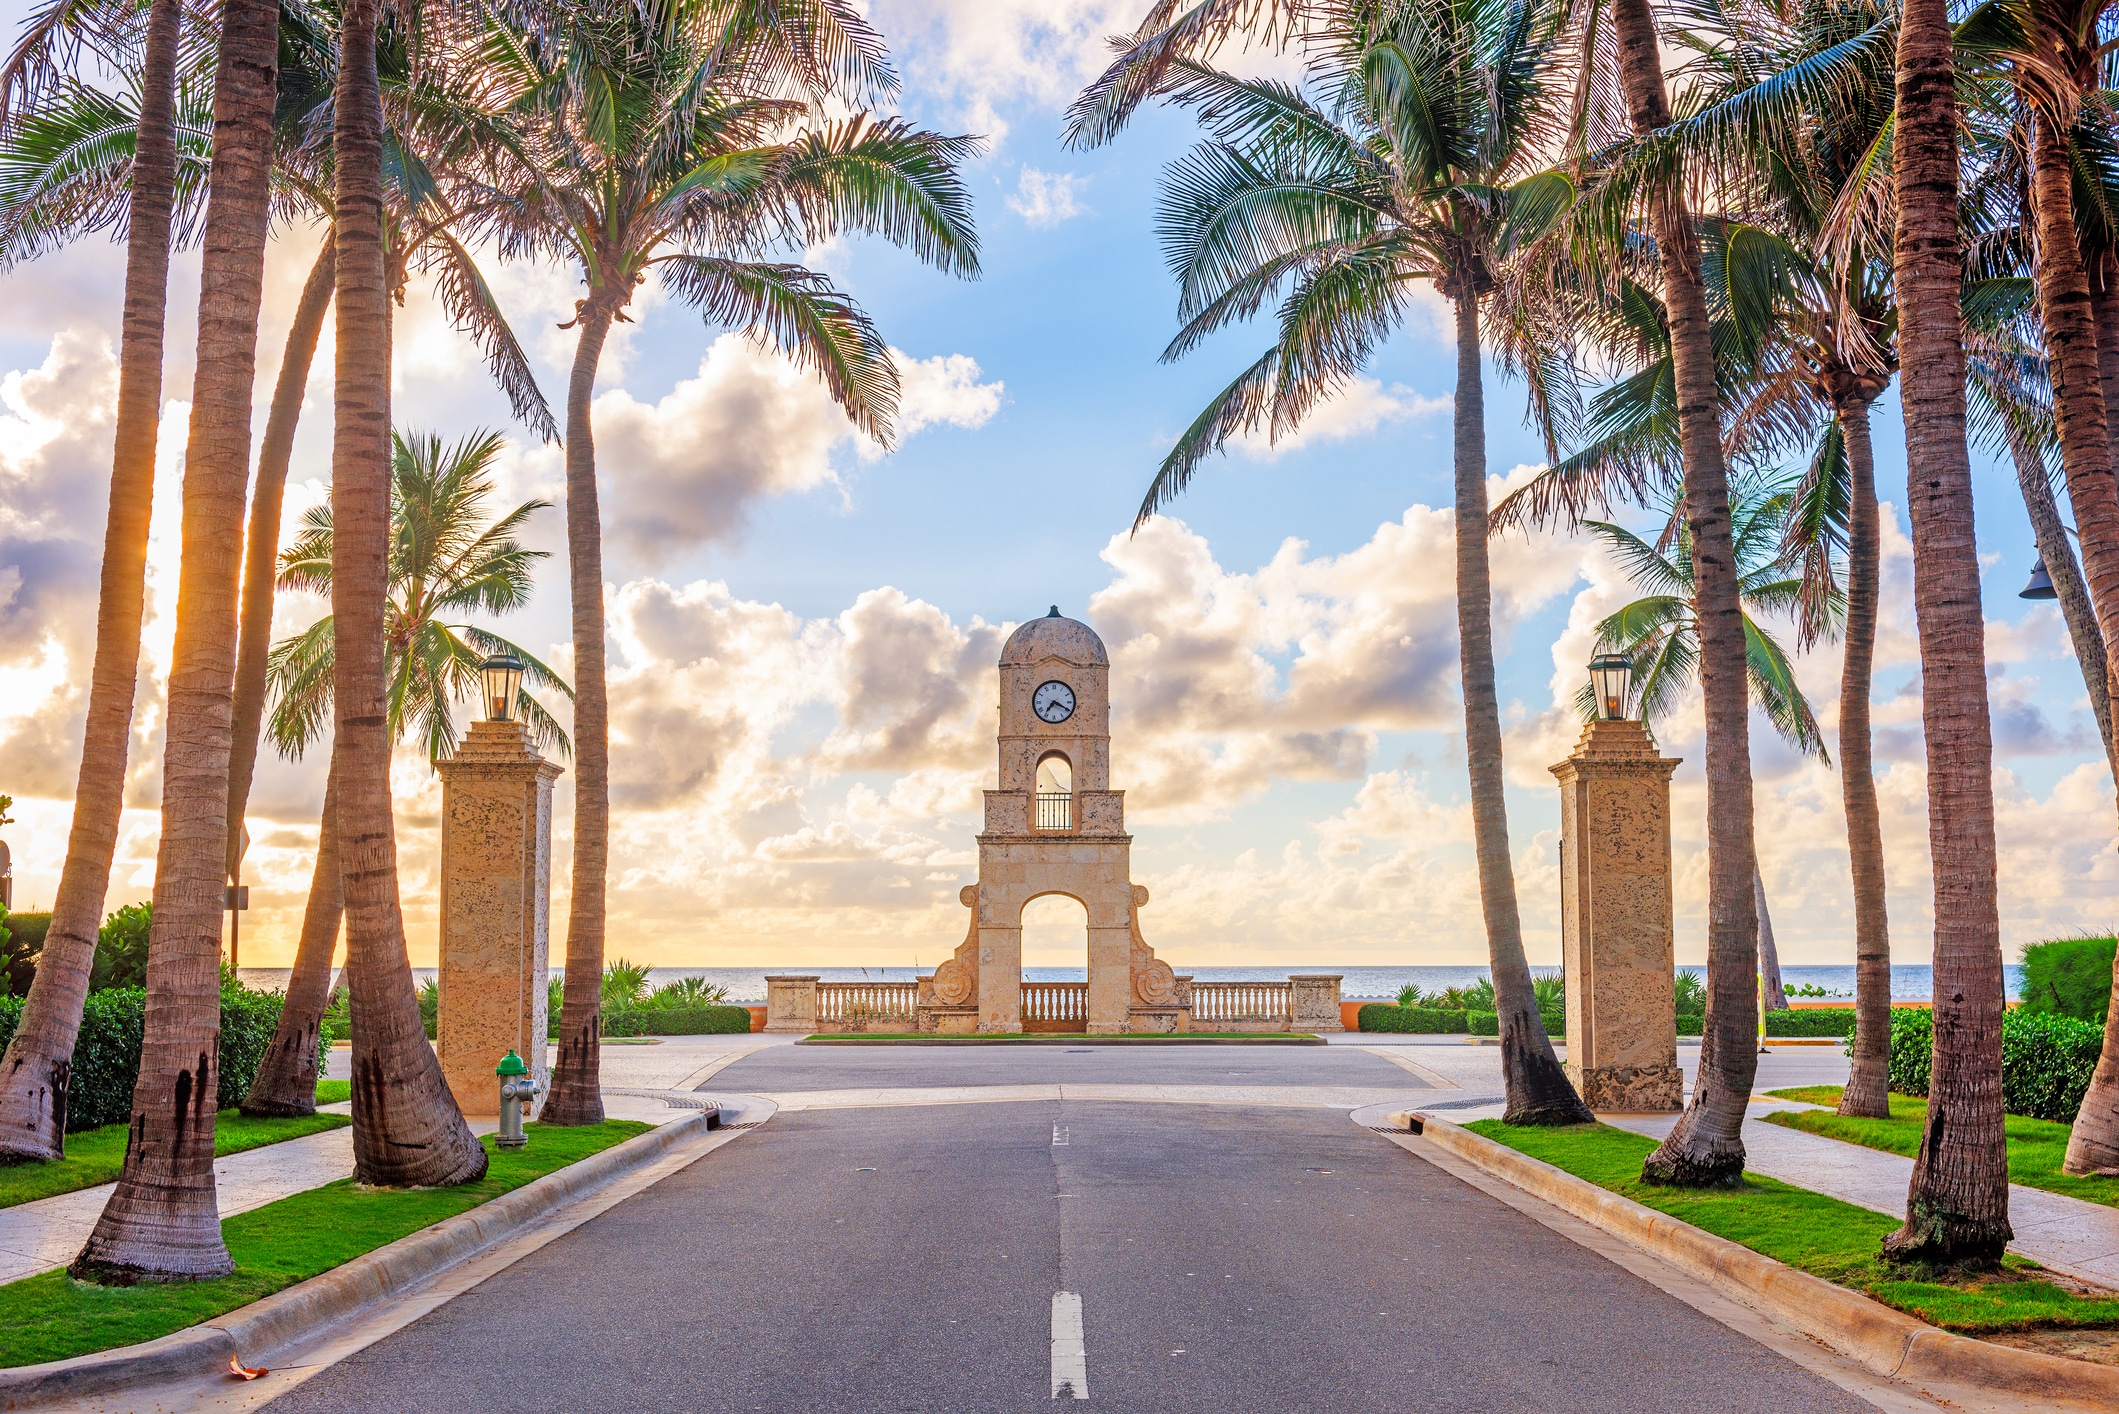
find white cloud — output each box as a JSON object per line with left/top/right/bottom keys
{"left": 1233, "top": 377, "right": 1451, "bottom": 460}
{"left": 1007, "top": 167, "right": 1091, "bottom": 228}
{"left": 892, "top": 349, "right": 1006, "bottom": 439}
{"left": 591, "top": 335, "right": 1003, "bottom": 560}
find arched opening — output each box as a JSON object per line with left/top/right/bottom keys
{"left": 1021, "top": 891, "right": 1089, "bottom": 1031}
{"left": 1035, "top": 751, "right": 1072, "bottom": 831}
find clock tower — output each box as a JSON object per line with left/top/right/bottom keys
{"left": 924, "top": 608, "right": 1179, "bottom": 1033}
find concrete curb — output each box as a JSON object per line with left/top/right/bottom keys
{"left": 0, "top": 1108, "right": 723, "bottom": 1411}
{"left": 1407, "top": 1112, "right": 2119, "bottom": 1411}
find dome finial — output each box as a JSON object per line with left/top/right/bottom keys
{"left": 1048, "top": 604, "right": 1060, "bottom": 617}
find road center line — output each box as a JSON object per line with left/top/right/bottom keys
{"left": 1050, "top": 1290, "right": 1088, "bottom": 1399}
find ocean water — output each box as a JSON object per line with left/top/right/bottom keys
{"left": 235, "top": 962, "right": 2018, "bottom": 1006}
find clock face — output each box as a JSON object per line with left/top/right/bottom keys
{"left": 1032, "top": 680, "right": 1077, "bottom": 724}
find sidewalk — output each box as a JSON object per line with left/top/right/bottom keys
{"left": 0, "top": 1085, "right": 706, "bottom": 1286}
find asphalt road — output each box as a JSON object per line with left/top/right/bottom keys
{"left": 262, "top": 1095, "right": 1875, "bottom": 1413}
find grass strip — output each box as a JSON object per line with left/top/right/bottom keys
{"left": 1465, "top": 1119, "right": 2119, "bottom": 1335}
{"left": 1763, "top": 1086, "right": 2119, "bottom": 1211}
{"left": 0, "top": 1111, "right": 351, "bottom": 1211}
{"left": 315, "top": 1080, "right": 351, "bottom": 1105}
{"left": 1, "top": 1119, "right": 649, "bottom": 1368}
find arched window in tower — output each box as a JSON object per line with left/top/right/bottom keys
{"left": 1036, "top": 752, "right": 1072, "bottom": 832}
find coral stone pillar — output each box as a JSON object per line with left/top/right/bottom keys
{"left": 1551, "top": 719, "right": 1683, "bottom": 1112}
{"left": 435, "top": 719, "right": 562, "bottom": 1117}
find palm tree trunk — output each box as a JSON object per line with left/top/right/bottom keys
{"left": 2089, "top": 249, "right": 2119, "bottom": 479}
{"left": 1836, "top": 394, "right": 1893, "bottom": 1120}
{"left": 2006, "top": 425, "right": 2115, "bottom": 775}
{"left": 1753, "top": 868, "right": 1785, "bottom": 1013}
{"left": 332, "top": 0, "right": 485, "bottom": 1187}
{"left": 225, "top": 235, "right": 335, "bottom": 892}
{"left": 0, "top": 0, "right": 183, "bottom": 1164}
{"left": 240, "top": 755, "right": 342, "bottom": 1117}
{"left": 1451, "top": 286, "right": 1590, "bottom": 1125}
{"left": 543, "top": 296, "right": 619, "bottom": 1126}
{"left": 1879, "top": 0, "right": 2011, "bottom": 1261}
{"left": 1609, "top": 0, "right": 1760, "bottom": 1186}
{"left": 72, "top": 0, "right": 281, "bottom": 1282}
{"left": 2019, "top": 110, "right": 2119, "bottom": 1181}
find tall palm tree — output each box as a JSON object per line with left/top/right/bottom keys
{"left": 332, "top": 0, "right": 487, "bottom": 1190}
{"left": 225, "top": 0, "right": 561, "bottom": 949}
{"left": 0, "top": 0, "right": 189, "bottom": 1164}
{"left": 471, "top": 0, "right": 980, "bottom": 1121}
{"left": 72, "top": 0, "right": 280, "bottom": 1281}
{"left": 1880, "top": 0, "right": 2011, "bottom": 1261}
{"left": 242, "top": 430, "right": 569, "bottom": 1116}
{"left": 1595, "top": 0, "right": 1763, "bottom": 1189}
{"left": 1064, "top": 0, "right": 1590, "bottom": 1123}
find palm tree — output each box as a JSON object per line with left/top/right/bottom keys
{"left": 1063, "top": 0, "right": 1590, "bottom": 1124}
{"left": 1594, "top": 0, "right": 1763, "bottom": 1189}
{"left": 470, "top": 0, "right": 981, "bottom": 1122}
{"left": 0, "top": 0, "right": 189, "bottom": 1165}
{"left": 264, "top": 430, "right": 570, "bottom": 760}
{"left": 1879, "top": 0, "right": 2011, "bottom": 1261}
{"left": 72, "top": 0, "right": 281, "bottom": 1281}
{"left": 225, "top": 0, "right": 561, "bottom": 947}
{"left": 332, "top": 0, "right": 487, "bottom": 1191}
{"left": 242, "top": 430, "right": 569, "bottom": 1116}
{"left": 1578, "top": 478, "right": 1829, "bottom": 761}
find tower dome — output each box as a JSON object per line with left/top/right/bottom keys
{"left": 1000, "top": 606, "right": 1108, "bottom": 668}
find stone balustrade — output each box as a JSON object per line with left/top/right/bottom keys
{"left": 764, "top": 972, "right": 1346, "bottom": 1035}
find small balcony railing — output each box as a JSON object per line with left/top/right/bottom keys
{"left": 1036, "top": 792, "right": 1072, "bottom": 831}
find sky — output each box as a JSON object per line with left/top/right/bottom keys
{"left": 0, "top": 0, "right": 2113, "bottom": 972}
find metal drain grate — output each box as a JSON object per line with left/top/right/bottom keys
{"left": 720, "top": 1120, "right": 764, "bottom": 1130}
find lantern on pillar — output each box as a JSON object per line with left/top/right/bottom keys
{"left": 1588, "top": 651, "right": 1635, "bottom": 721}
{"left": 479, "top": 653, "right": 525, "bottom": 722}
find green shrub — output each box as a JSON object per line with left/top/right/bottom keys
{"left": 639, "top": 976, "right": 729, "bottom": 1009}
{"left": 90, "top": 902, "right": 153, "bottom": 992}
{"left": 2001, "top": 1011, "right": 2103, "bottom": 1123}
{"left": 602, "top": 959, "right": 651, "bottom": 1010}
{"left": 1880, "top": 1007, "right": 2099, "bottom": 1123}
{"left": 1764, "top": 1007, "right": 1857, "bottom": 1037}
{"left": 1677, "top": 1012, "right": 1702, "bottom": 1036}
{"left": 1465, "top": 1008, "right": 1565, "bottom": 1038}
{"left": 1, "top": 908, "right": 48, "bottom": 996}
{"left": 418, "top": 978, "right": 439, "bottom": 1040}
{"left": 2020, "top": 936, "right": 2115, "bottom": 1024}
{"left": 0, "top": 980, "right": 299, "bottom": 1131}
{"left": 1357, "top": 1004, "right": 1468, "bottom": 1034}
{"left": 601, "top": 1004, "right": 753, "bottom": 1037}
{"left": 1885, "top": 1007, "right": 1933, "bottom": 1097}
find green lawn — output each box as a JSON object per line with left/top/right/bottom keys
{"left": 315, "top": 1079, "right": 351, "bottom": 1105}
{"left": 0, "top": 1110, "right": 351, "bottom": 1211}
{"left": 1466, "top": 1119, "right": 2119, "bottom": 1335}
{"left": 2, "top": 1119, "right": 650, "bottom": 1368}
{"left": 1763, "top": 1086, "right": 2119, "bottom": 1210}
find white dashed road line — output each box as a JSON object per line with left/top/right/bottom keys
{"left": 1050, "top": 1291, "right": 1088, "bottom": 1400}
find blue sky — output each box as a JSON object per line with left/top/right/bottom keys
{"left": 0, "top": 0, "right": 2110, "bottom": 971}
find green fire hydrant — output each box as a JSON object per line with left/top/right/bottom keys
{"left": 496, "top": 1050, "right": 536, "bottom": 1149}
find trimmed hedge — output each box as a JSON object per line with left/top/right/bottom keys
{"left": 1356, "top": 1004, "right": 1468, "bottom": 1033}
{"left": 1, "top": 909, "right": 49, "bottom": 996}
{"left": 1764, "top": 1007, "right": 1857, "bottom": 1038}
{"left": 2021, "top": 936, "right": 2114, "bottom": 1024}
{"left": 0, "top": 982, "right": 299, "bottom": 1131}
{"left": 600, "top": 1004, "right": 753, "bottom": 1037}
{"left": 1882, "top": 1007, "right": 2103, "bottom": 1124}
{"left": 1466, "top": 1008, "right": 1565, "bottom": 1038}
